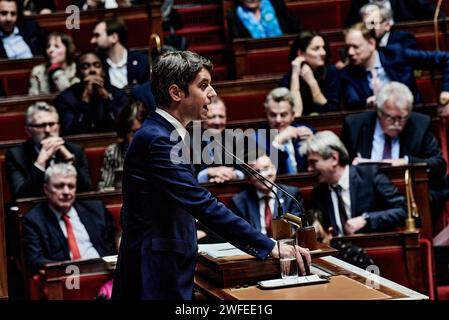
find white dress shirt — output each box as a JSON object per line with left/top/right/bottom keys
{"left": 106, "top": 49, "right": 128, "bottom": 89}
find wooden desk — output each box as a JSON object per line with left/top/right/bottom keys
{"left": 195, "top": 256, "right": 428, "bottom": 300}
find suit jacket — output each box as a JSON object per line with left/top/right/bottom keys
{"left": 231, "top": 184, "right": 304, "bottom": 232}
{"left": 5, "top": 139, "right": 93, "bottom": 200}
{"left": 341, "top": 111, "right": 447, "bottom": 187}
{"left": 226, "top": 0, "right": 300, "bottom": 39}
{"left": 0, "top": 20, "right": 45, "bottom": 58}
{"left": 22, "top": 200, "right": 116, "bottom": 274}
{"left": 385, "top": 30, "right": 417, "bottom": 50}
{"left": 54, "top": 82, "right": 129, "bottom": 135}
{"left": 340, "top": 44, "right": 449, "bottom": 109}
{"left": 312, "top": 165, "right": 407, "bottom": 234}
{"left": 131, "top": 81, "right": 156, "bottom": 112}
{"left": 255, "top": 123, "right": 315, "bottom": 174}
{"left": 112, "top": 112, "right": 275, "bottom": 300}
{"left": 103, "top": 50, "right": 150, "bottom": 88}
{"left": 346, "top": 0, "right": 441, "bottom": 26}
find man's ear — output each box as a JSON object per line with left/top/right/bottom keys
{"left": 169, "top": 84, "right": 183, "bottom": 102}
{"left": 43, "top": 183, "right": 49, "bottom": 197}
{"left": 110, "top": 32, "right": 119, "bottom": 44}
{"left": 330, "top": 150, "right": 340, "bottom": 166}
{"left": 368, "top": 37, "right": 377, "bottom": 49}
{"left": 25, "top": 125, "right": 32, "bottom": 138}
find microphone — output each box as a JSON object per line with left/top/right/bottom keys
{"left": 214, "top": 139, "right": 307, "bottom": 227}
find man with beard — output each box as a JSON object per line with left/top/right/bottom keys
{"left": 54, "top": 51, "right": 129, "bottom": 135}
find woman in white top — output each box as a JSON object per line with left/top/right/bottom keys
{"left": 28, "top": 32, "right": 79, "bottom": 95}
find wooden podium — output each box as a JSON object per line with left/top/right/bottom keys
{"left": 195, "top": 254, "right": 428, "bottom": 300}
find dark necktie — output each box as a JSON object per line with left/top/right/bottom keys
{"left": 382, "top": 134, "right": 392, "bottom": 159}
{"left": 263, "top": 196, "right": 273, "bottom": 237}
{"left": 331, "top": 185, "right": 348, "bottom": 235}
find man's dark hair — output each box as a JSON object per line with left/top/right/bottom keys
{"left": 96, "top": 16, "right": 128, "bottom": 46}
{"left": 150, "top": 51, "right": 213, "bottom": 108}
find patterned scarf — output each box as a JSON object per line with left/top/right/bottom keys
{"left": 237, "top": 0, "right": 283, "bottom": 38}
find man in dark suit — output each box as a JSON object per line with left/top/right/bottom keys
{"left": 255, "top": 87, "right": 314, "bottom": 175}
{"left": 5, "top": 102, "right": 92, "bottom": 201}
{"left": 340, "top": 23, "right": 449, "bottom": 110}
{"left": 359, "top": 3, "right": 417, "bottom": 49}
{"left": 346, "top": 0, "right": 442, "bottom": 26}
{"left": 341, "top": 81, "right": 449, "bottom": 217}
{"left": 22, "top": 163, "right": 116, "bottom": 274}
{"left": 231, "top": 154, "right": 304, "bottom": 236}
{"left": 300, "top": 130, "right": 407, "bottom": 236}
{"left": 54, "top": 51, "right": 129, "bottom": 135}
{"left": 112, "top": 51, "right": 311, "bottom": 300}
{"left": 90, "top": 16, "right": 149, "bottom": 90}
{"left": 0, "top": 0, "right": 45, "bottom": 59}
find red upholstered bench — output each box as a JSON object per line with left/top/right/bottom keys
{"left": 0, "top": 113, "right": 26, "bottom": 141}
{"left": 85, "top": 146, "right": 107, "bottom": 190}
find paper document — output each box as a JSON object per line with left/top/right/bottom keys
{"left": 198, "top": 242, "right": 247, "bottom": 258}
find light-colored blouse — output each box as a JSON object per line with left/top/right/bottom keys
{"left": 28, "top": 62, "right": 79, "bottom": 95}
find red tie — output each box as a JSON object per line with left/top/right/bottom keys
{"left": 263, "top": 196, "right": 273, "bottom": 237}
{"left": 62, "top": 214, "right": 81, "bottom": 260}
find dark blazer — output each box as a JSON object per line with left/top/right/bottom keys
{"left": 255, "top": 123, "right": 315, "bottom": 174}
{"left": 103, "top": 50, "right": 150, "bottom": 88}
{"left": 312, "top": 165, "right": 407, "bottom": 235}
{"left": 5, "top": 139, "right": 93, "bottom": 200}
{"left": 54, "top": 82, "right": 129, "bottom": 135}
{"left": 131, "top": 81, "right": 157, "bottom": 112}
{"left": 22, "top": 200, "right": 116, "bottom": 274}
{"left": 112, "top": 112, "right": 275, "bottom": 300}
{"left": 231, "top": 184, "right": 304, "bottom": 232}
{"left": 385, "top": 30, "right": 417, "bottom": 50}
{"left": 226, "top": 0, "right": 300, "bottom": 39}
{"left": 280, "top": 64, "right": 341, "bottom": 114}
{"left": 0, "top": 20, "right": 45, "bottom": 58}
{"left": 341, "top": 111, "right": 447, "bottom": 186}
{"left": 346, "top": 0, "right": 442, "bottom": 26}
{"left": 340, "top": 44, "right": 449, "bottom": 109}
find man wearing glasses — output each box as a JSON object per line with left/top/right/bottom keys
{"left": 341, "top": 82, "right": 449, "bottom": 218}
{"left": 5, "top": 102, "right": 93, "bottom": 200}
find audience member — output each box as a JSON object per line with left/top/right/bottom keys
{"left": 346, "top": 0, "right": 443, "bottom": 26}
{"left": 98, "top": 100, "right": 148, "bottom": 191}
{"left": 74, "top": 0, "right": 131, "bottom": 10}
{"left": 280, "top": 31, "right": 341, "bottom": 116}
{"left": 341, "top": 82, "right": 449, "bottom": 218}
{"left": 5, "top": 102, "right": 92, "bottom": 200}
{"left": 0, "top": 0, "right": 45, "bottom": 59}
{"left": 300, "top": 130, "right": 407, "bottom": 236}
{"left": 90, "top": 16, "right": 149, "bottom": 89}
{"left": 231, "top": 154, "right": 304, "bottom": 236}
{"left": 54, "top": 51, "right": 129, "bottom": 135}
{"left": 195, "top": 97, "right": 245, "bottom": 183}
{"left": 28, "top": 32, "right": 79, "bottom": 95}
{"left": 226, "top": 0, "right": 299, "bottom": 39}
{"left": 22, "top": 163, "right": 116, "bottom": 274}
{"left": 23, "top": 0, "right": 55, "bottom": 15}
{"left": 341, "top": 23, "right": 449, "bottom": 109}
{"left": 255, "top": 87, "right": 314, "bottom": 174}
{"left": 359, "top": 3, "right": 417, "bottom": 49}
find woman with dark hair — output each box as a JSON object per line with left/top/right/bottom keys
{"left": 28, "top": 32, "right": 79, "bottom": 95}
{"left": 280, "top": 31, "right": 341, "bottom": 116}
{"left": 98, "top": 100, "right": 148, "bottom": 191}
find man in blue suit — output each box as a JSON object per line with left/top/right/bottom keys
{"left": 231, "top": 154, "right": 304, "bottom": 236}
{"left": 111, "top": 51, "right": 311, "bottom": 300}
{"left": 300, "top": 130, "right": 407, "bottom": 236}
{"left": 340, "top": 23, "right": 449, "bottom": 110}
{"left": 90, "top": 16, "right": 149, "bottom": 90}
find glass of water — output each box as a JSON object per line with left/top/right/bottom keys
{"left": 278, "top": 238, "right": 299, "bottom": 281}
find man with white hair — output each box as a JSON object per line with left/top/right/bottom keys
{"left": 341, "top": 81, "right": 449, "bottom": 217}
{"left": 300, "top": 130, "right": 406, "bottom": 236}
{"left": 22, "top": 163, "right": 117, "bottom": 274}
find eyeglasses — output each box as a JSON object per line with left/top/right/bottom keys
{"left": 379, "top": 110, "right": 409, "bottom": 124}
{"left": 28, "top": 122, "right": 58, "bottom": 129}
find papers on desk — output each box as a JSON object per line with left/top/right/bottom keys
{"left": 102, "top": 255, "right": 118, "bottom": 270}
{"left": 258, "top": 274, "right": 329, "bottom": 289}
{"left": 198, "top": 242, "right": 247, "bottom": 258}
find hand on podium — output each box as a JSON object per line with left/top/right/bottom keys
{"left": 270, "top": 241, "right": 311, "bottom": 276}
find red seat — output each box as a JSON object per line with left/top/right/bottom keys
{"left": 106, "top": 204, "right": 122, "bottom": 232}
{"left": 0, "top": 113, "right": 27, "bottom": 141}
{"left": 85, "top": 146, "right": 107, "bottom": 190}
